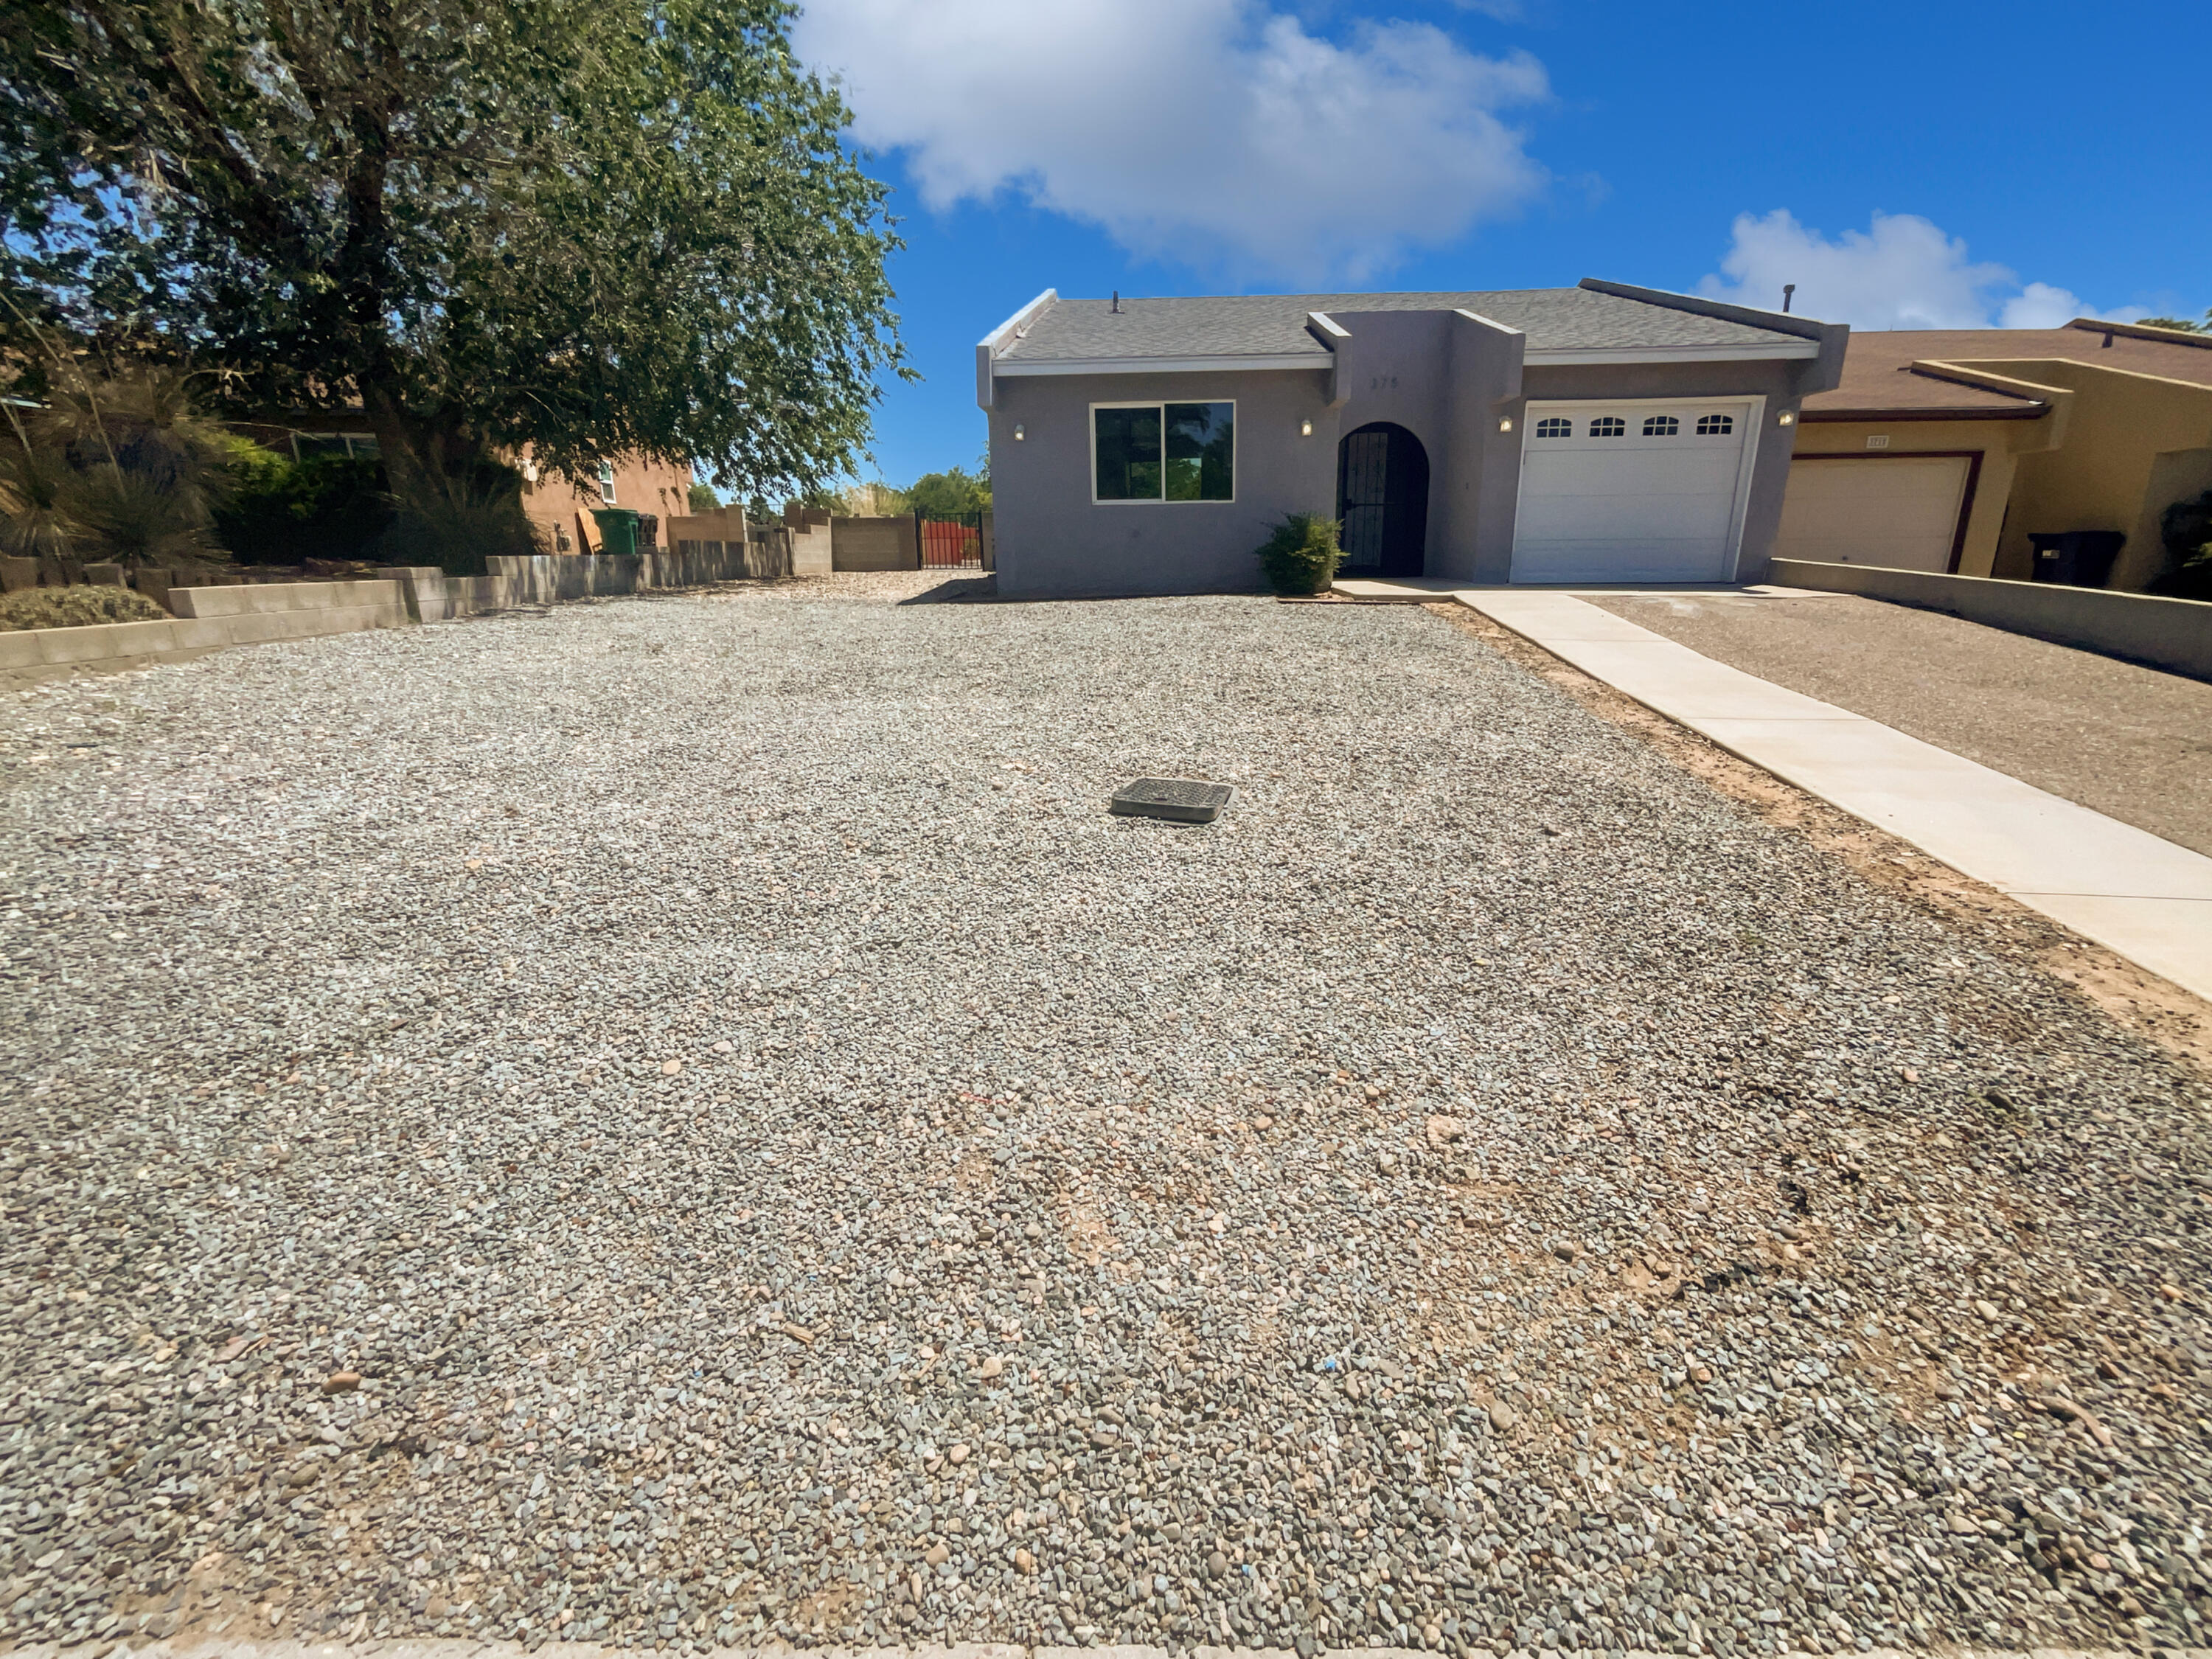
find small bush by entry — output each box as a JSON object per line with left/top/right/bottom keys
{"left": 1256, "top": 513, "right": 1343, "bottom": 596}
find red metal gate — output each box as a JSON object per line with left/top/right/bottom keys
{"left": 919, "top": 515, "right": 984, "bottom": 568}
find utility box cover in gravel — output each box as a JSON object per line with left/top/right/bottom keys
{"left": 1110, "top": 777, "right": 1236, "bottom": 824}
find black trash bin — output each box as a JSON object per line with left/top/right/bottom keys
{"left": 2027, "top": 530, "right": 2124, "bottom": 588}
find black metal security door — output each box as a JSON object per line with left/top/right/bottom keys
{"left": 1335, "top": 422, "right": 1430, "bottom": 577}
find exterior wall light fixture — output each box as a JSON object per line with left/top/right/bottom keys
{"left": 1013, "top": 423, "right": 1025, "bottom": 441}
{"left": 1778, "top": 411, "right": 1795, "bottom": 427}
{"left": 1300, "top": 419, "right": 1313, "bottom": 437}
{"left": 1498, "top": 417, "right": 1513, "bottom": 433}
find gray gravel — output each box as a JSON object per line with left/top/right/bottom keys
{"left": 2, "top": 572, "right": 2209, "bottom": 1659}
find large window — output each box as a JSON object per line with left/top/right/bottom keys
{"left": 1094, "top": 402, "right": 1234, "bottom": 502}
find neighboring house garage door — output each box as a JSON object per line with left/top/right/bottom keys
{"left": 1771, "top": 454, "right": 1975, "bottom": 573}
{"left": 1511, "top": 400, "right": 1756, "bottom": 583}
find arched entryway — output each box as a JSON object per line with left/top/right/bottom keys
{"left": 1336, "top": 422, "right": 1430, "bottom": 578}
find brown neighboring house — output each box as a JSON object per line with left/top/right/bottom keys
{"left": 245, "top": 411, "right": 692, "bottom": 555}
{"left": 1778, "top": 319, "right": 2212, "bottom": 589}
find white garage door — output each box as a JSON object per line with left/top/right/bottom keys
{"left": 1772, "top": 455, "right": 1971, "bottom": 573}
{"left": 1510, "top": 400, "right": 1756, "bottom": 583}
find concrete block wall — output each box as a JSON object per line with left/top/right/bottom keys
{"left": 1, "top": 539, "right": 785, "bottom": 689}
{"left": 1770, "top": 557, "right": 2212, "bottom": 681}
{"left": 832, "top": 516, "right": 919, "bottom": 571}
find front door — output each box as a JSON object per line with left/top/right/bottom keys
{"left": 1337, "top": 422, "right": 1430, "bottom": 578}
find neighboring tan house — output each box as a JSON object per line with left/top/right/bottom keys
{"left": 977, "top": 279, "right": 1848, "bottom": 599}
{"left": 1779, "top": 319, "right": 2212, "bottom": 590}
{"left": 516, "top": 451, "right": 694, "bottom": 554}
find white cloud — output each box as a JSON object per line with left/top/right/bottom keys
{"left": 1697, "top": 209, "right": 2143, "bottom": 330}
{"left": 790, "top": 0, "right": 1549, "bottom": 283}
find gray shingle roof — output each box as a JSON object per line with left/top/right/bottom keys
{"left": 997, "top": 286, "right": 1801, "bottom": 361}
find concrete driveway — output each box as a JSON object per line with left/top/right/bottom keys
{"left": 1587, "top": 591, "right": 2212, "bottom": 858}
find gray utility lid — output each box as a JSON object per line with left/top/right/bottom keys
{"left": 1109, "top": 778, "right": 1237, "bottom": 824}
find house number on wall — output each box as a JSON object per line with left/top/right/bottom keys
{"left": 1368, "top": 375, "right": 1399, "bottom": 391}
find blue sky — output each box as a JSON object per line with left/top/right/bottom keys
{"left": 789, "top": 0, "right": 2206, "bottom": 489}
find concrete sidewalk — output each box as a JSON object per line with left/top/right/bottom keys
{"left": 1428, "top": 588, "right": 2212, "bottom": 1001}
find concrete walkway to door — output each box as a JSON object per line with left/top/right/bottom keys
{"left": 1344, "top": 580, "right": 2212, "bottom": 1001}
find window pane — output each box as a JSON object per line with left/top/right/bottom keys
{"left": 1095, "top": 406, "right": 1163, "bottom": 500}
{"left": 1164, "top": 403, "right": 1234, "bottom": 501}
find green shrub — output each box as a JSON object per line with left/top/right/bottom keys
{"left": 1255, "top": 512, "right": 1343, "bottom": 595}
{"left": 2148, "top": 490, "right": 2212, "bottom": 602}
{"left": 372, "top": 459, "right": 545, "bottom": 575}
{"left": 212, "top": 445, "right": 394, "bottom": 565}
{"left": 0, "top": 585, "right": 170, "bottom": 631}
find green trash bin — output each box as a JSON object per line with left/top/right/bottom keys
{"left": 590, "top": 507, "right": 642, "bottom": 557}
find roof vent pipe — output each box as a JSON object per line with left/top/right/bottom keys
{"left": 1110, "top": 291, "right": 1121, "bottom": 314}
{"left": 1781, "top": 283, "right": 1795, "bottom": 314}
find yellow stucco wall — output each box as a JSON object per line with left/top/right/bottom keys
{"left": 1951, "top": 360, "right": 2212, "bottom": 588}
{"left": 1788, "top": 419, "right": 2045, "bottom": 578}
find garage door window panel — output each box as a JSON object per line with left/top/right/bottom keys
{"left": 1697, "top": 414, "right": 1734, "bottom": 436}
{"left": 1590, "top": 417, "right": 1627, "bottom": 437}
{"left": 1535, "top": 417, "right": 1572, "bottom": 438}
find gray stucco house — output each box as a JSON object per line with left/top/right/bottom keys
{"left": 975, "top": 278, "right": 1848, "bottom": 599}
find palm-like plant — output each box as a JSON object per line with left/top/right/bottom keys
{"left": 0, "top": 442, "right": 79, "bottom": 558}
{"left": 0, "top": 363, "right": 236, "bottom": 566}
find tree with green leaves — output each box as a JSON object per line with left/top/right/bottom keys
{"left": 2136, "top": 311, "right": 2211, "bottom": 335}
{"left": 0, "top": 0, "right": 906, "bottom": 563}
{"left": 905, "top": 465, "right": 990, "bottom": 519}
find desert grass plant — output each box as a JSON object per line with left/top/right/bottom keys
{"left": 372, "top": 459, "right": 547, "bottom": 576}
{"left": 0, "top": 359, "right": 237, "bottom": 566}
{"left": 1256, "top": 512, "right": 1343, "bottom": 596}
{"left": 0, "top": 585, "right": 169, "bottom": 631}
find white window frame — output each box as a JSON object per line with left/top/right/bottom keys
{"left": 292, "top": 431, "right": 379, "bottom": 461}
{"left": 1512, "top": 394, "right": 1767, "bottom": 581}
{"left": 1088, "top": 399, "right": 1237, "bottom": 506}
{"left": 598, "top": 463, "right": 618, "bottom": 505}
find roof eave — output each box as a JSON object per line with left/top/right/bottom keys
{"left": 1526, "top": 344, "right": 1820, "bottom": 365}
{"left": 992, "top": 353, "right": 1330, "bottom": 377}
{"left": 1798, "top": 403, "right": 2048, "bottom": 423}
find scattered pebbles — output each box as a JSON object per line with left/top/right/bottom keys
{"left": 1, "top": 574, "right": 2207, "bottom": 1659}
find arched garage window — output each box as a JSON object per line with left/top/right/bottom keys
{"left": 1696, "top": 414, "right": 1735, "bottom": 436}
{"left": 1588, "top": 417, "right": 1627, "bottom": 437}
{"left": 1534, "top": 417, "right": 1572, "bottom": 438}
{"left": 1642, "top": 415, "right": 1680, "bottom": 437}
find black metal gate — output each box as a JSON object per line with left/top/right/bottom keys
{"left": 1336, "top": 422, "right": 1430, "bottom": 578}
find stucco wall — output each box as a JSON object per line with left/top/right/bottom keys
{"left": 1326, "top": 310, "right": 1525, "bottom": 582}
{"left": 1963, "top": 359, "right": 2212, "bottom": 589}
{"left": 988, "top": 369, "right": 1337, "bottom": 598}
{"left": 985, "top": 327, "right": 1832, "bottom": 596}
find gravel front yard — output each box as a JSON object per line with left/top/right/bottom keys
{"left": 2, "top": 574, "right": 2208, "bottom": 1659}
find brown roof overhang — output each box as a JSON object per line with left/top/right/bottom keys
{"left": 1799, "top": 402, "right": 2048, "bottom": 422}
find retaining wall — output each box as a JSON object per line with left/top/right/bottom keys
{"left": 1, "top": 539, "right": 779, "bottom": 688}
{"left": 1, "top": 579, "right": 411, "bottom": 688}
{"left": 1770, "top": 558, "right": 2212, "bottom": 681}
